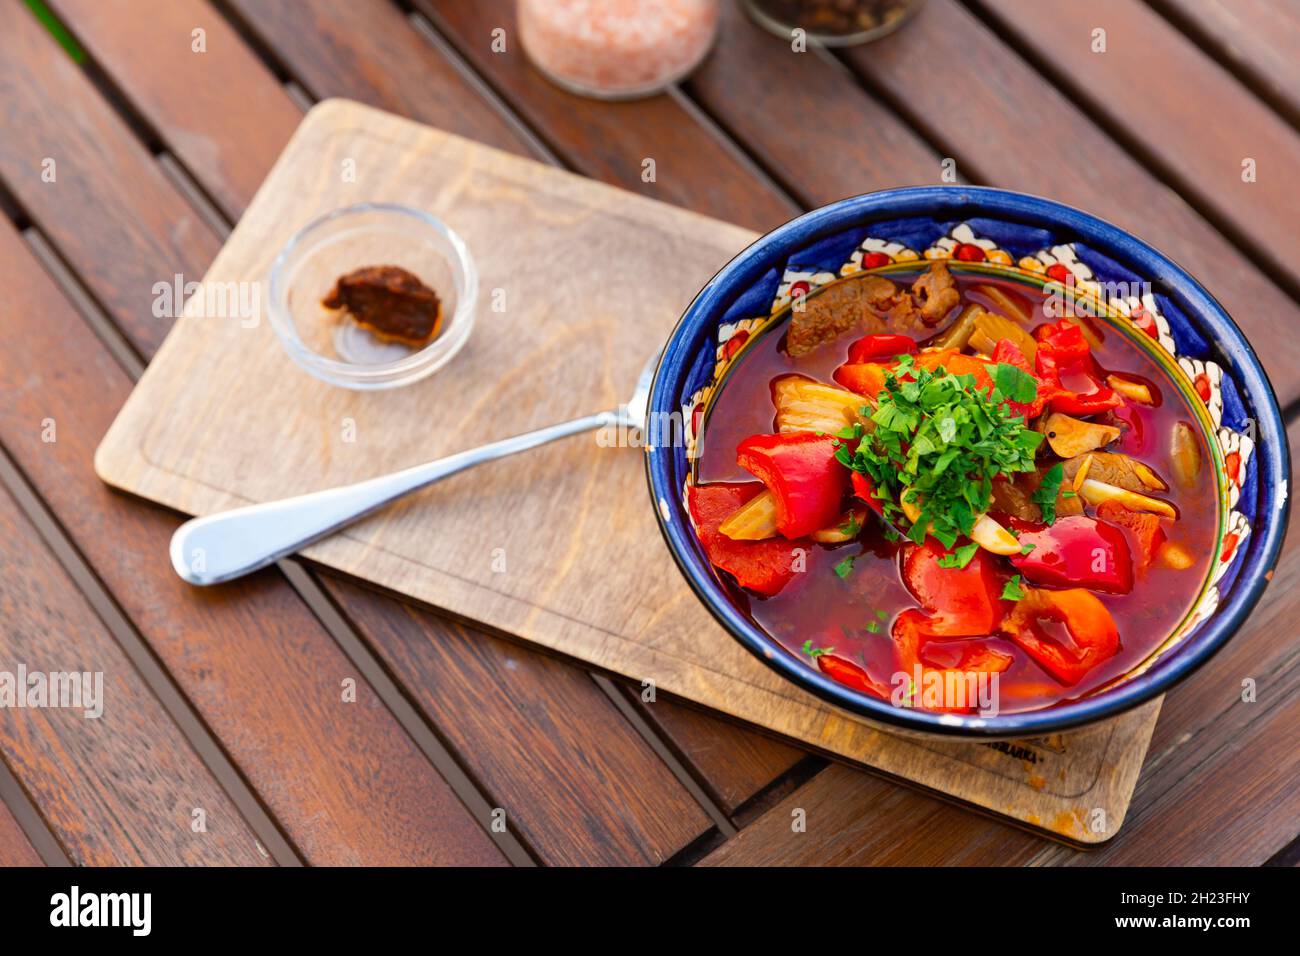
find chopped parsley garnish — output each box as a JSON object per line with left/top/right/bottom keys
{"left": 937, "top": 541, "right": 981, "bottom": 569}
{"left": 833, "top": 555, "right": 856, "bottom": 579}
{"left": 865, "top": 620, "right": 881, "bottom": 634}
{"left": 1001, "top": 574, "right": 1025, "bottom": 601}
{"left": 1020, "top": 542, "right": 1037, "bottom": 555}
{"left": 1033, "top": 462, "right": 1066, "bottom": 525}
{"left": 993, "top": 362, "right": 1039, "bottom": 406}
{"left": 840, "top": 361, "right": 1043, "bottom": 547}
{"left": 838, "top": 514, "right": 862, "bottom": 537}
{"left": 801, "top": 640, "right": 832, "bottom": 658}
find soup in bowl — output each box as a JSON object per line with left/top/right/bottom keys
{"left": 646, "top": 187, "right": 1287, "bottom": 737}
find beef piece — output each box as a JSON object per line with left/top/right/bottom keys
{"left": 786, "top": 277, "right": 888, "bottom": 356}
{"left": 911, "top": 260, "right": 960, "bottom": 325}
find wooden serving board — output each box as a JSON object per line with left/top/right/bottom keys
{"left": 96, "top": 99, "right": 1159, "bottom": 844}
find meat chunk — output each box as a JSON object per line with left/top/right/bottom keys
{"left": 786, "top": 262, "right": 961, "bottom": 356}
{"left": 1063, "top": 452, "right": 1167, "bottom": 492}
{"left": 785, "top": 278, "right": 888, "bottom": 356}
{"left": 911, "top": 260, "right": 960, "bottom": 325}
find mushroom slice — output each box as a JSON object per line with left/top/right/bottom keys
{"left": 970, "top": 514, "right": 1021, "bottom": 555}
{"left": 719, "top": 490, "right": 779, "bottom": 540}
{"left": 1063, "top": 451, "right": 1167, "bottom": 492}
{"left": 1077, "top": 479, "right": 1177, "bottom": 519}
{"left": 1043, "top": 412, "right": 1121, "bottom": 458}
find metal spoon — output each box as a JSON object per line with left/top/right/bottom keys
{"left": 170, "top": 349, "right": 661, "bottom": 585}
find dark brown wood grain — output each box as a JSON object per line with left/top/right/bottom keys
{"left": 685, "top": 0, "right": 948, "bottom": 206}
{"left": 221, "top": 0, "right": 533, "bottom": 155}
{"left": 46, "top": 0, "right": 303, "bottom": 221}
{"left": 979, "top": 0, "right": 1300, "bottom": 294}
{"left": 0, "top": 217, "right": 505, "bottom": 866}
{"left": 701, "top": 764, "right": 1044, "bottom": 866}
{"left": 840, "top": 0, "right": 1300, "bottom": 407}
{"left": 413, "top": 0, "right": 799, "bottom": 231}
{"left": 0, "top": 799, "right": 44, "bottom": 867}
{"left": 626, "top": 689, "right": 805, "bottom": 816}
{"left": 0, "top": 7, "right": 219, "bottom": 356}
{"left": 6, "top": 0, "right": 743, "bottom": 863}
{"left": 1153, "top": 0, "right": 1300, "bottom": 126}
{"left": 0, "top": 479, "right": 272, "bottom": 865}
{"left": 329, "top": 578, "right": 715, "bottom": 865}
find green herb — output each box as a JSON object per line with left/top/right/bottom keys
{"left": 874, "top": 608, "right": 889, "bottom": 621}
{"left": 1020, "top": 542, "right": 1037, "bottom": 555}
{"left": 801, "top": 640, "right": 832, "bottom": 658}
{"left": 1033, "top": 463, "right": 1065, "bottom": 525}
{"left": 1000, "top": 574, "right": 1025, "bottom": 601}
{"left": 937, "top": 541, "right": 981, "bottom": 569}
{"left": 842, "top": 362, "right": 1043, "bottom": 545}
{"left": 993, "top": 363, "right": 1039, "bottom": 406}
{"left": 865, "top": 620, "right": 881, "bottom": 634}
{"left": 838, "top": 514, "right": 862, "bottom": 537}
{"left": 833, "top": 556, "right": 856, "bottom": 579}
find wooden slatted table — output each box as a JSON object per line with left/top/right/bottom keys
{"left": 0, "top": 0, "right": 1295, "bottom": 867}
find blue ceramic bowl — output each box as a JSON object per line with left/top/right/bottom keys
{"left": 646, "top": 186, "right": 1288, "bottom": 738}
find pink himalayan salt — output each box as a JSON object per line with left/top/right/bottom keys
{"left": 519, "top": 0, "right": 719, "bottom": 98}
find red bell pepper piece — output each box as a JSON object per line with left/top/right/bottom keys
{"left": 891, "top": 609, "right": 1014, "bottom": 712}
{"left": 1034, "top": 320, "right": 1122, "bottom": 416}
{"left": 833, "top": 360, "right": 891, "bottom": 399}
{"left": 901, "top": 539, "right": 1002, "bottom": 636}
{"left": 1096, "top": 501, "right": 1166, "bottom": 569}
{"left": 847, "top": 333, "right": 918, "bottom": 364}
{"left": 1008, "top": 515, "right": 1134, "bottom": 594}
{"left": 736, "top": 433, "right": 849, "bottom": 538}
{"left": 850, "top": 470, "right": 887, "bottom": 519}
{"left": 815, "top": 654, "right": 889, "bottom": 698}
{"left": 1001, "top": 587, "right": 1120, "bottom": 685}
{"left": 687, "top": 483, "right": 805, "bottom": 597}
{"left": 990, "top": 338, "right": 1056, "bottom": 419}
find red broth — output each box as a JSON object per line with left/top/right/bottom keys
{"left": 695, "top": 273, "right": 1219, "bottom": 713}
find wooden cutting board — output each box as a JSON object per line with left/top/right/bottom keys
{"left": 96, "top": 99, "right": 1159, "bottom": 844}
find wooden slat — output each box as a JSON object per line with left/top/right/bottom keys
{"left": 839, "top": 0, "right": 1300, "bottom": 406}
{"left": 46, "top": 0, "right": 302, "bottom": 221}
{"left": 17, "top": 0, "right": 729, "bottom": 863}
{"left": 628, "top": 690, "right": 806, "bottom": 816}
{"left": 684, "top": 0, "right": 947, "bottom": 205}
{"left": 330, "top": 580, "right": 713, "bottom": 864}
{"left": 0, "top": 216, "right": 504, "bottom": 866}
{"left": 0, "top": 799, "right": 44, "bottom": 867}
{"left": 980, "top": 0, "right": 1300, "bottom": 293}
{"left": 0, "top": 4, "right": 218, "bottom": 357}
{"left": 1154, "top": 0, "right": 1300, "bottom": 125}
{"left": 412, "top": 0, "right": 799, "bottom": 231}
{"left": 0, "top": 480, "right": 271, "bottom": 866}
{"left": 222, "top": 0, "right": 528, "bottom": 154}
{"left": 701, "top": 765, "right": 1044, "bottom": 866}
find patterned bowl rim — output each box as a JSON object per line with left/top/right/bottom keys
{"left": 645, "top": 186, "right": 1290, "bottom": 737}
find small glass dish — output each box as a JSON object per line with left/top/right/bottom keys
{"left": 268, "top": 202, "right": 477, "bottom": 390}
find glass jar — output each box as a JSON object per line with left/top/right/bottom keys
{"left": 743, "top": 0, "right": 926, "bottom": 47}
{"left": 518, "top": 0, "right": 720, "bottom": 100}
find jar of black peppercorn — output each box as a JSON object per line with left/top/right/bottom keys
{"left": 742, "top": 0, "right": 926, "bottom": 46}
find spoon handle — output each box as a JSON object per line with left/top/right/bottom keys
{"left": 170, "top": 410, "right": 618, "bottom": 585}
